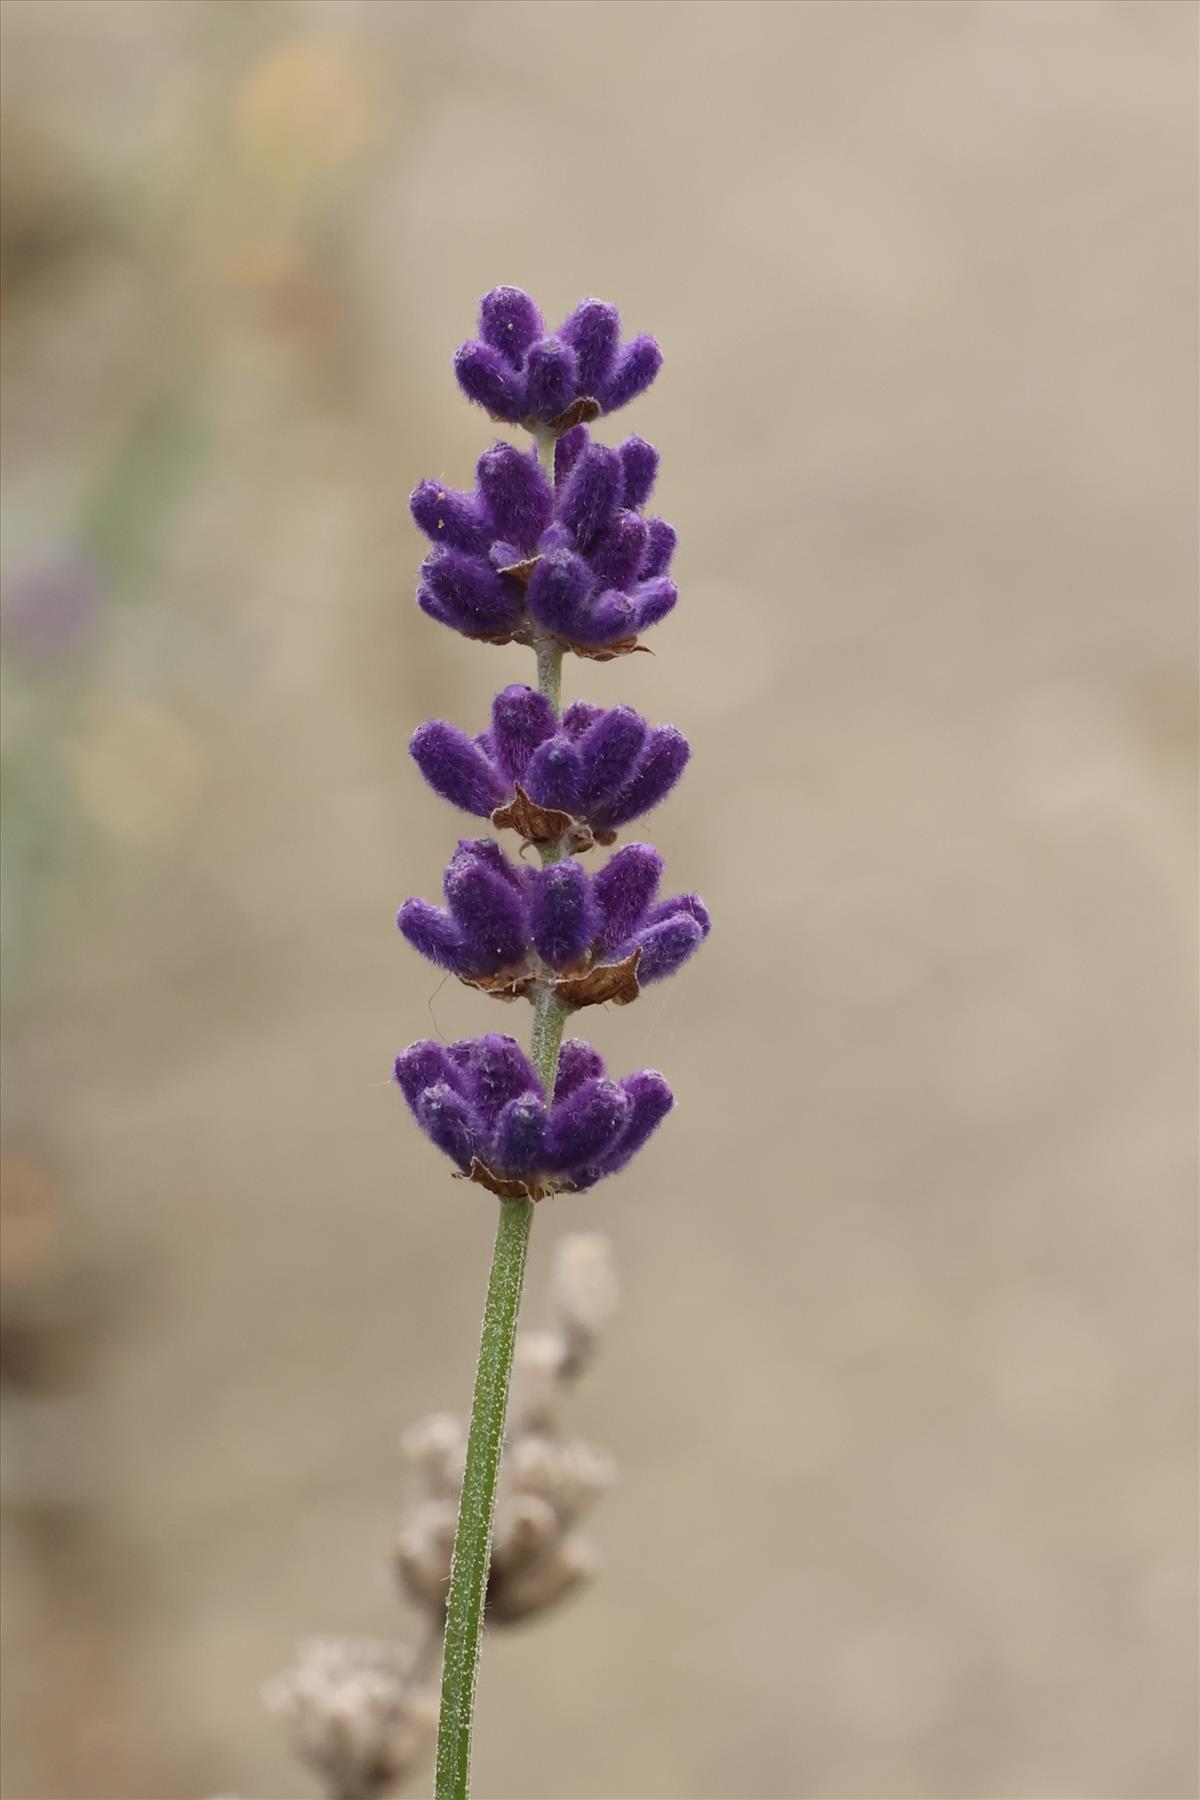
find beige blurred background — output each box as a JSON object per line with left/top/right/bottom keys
{"left": 1, "top": 2, "right": 1196, "bottom": 1797}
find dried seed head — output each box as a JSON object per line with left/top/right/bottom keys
{"left": 393, "top": 1500, "right": 456, "bottom": 1614}
{"left": 401, "top": 1412, "right": 466, "bottom": 1497}
{"left": 550, "top": 1232, "right": 619, "bottom": 1375}
{"left": 264, "top": 1637, "right": 436, "bottom": 1800}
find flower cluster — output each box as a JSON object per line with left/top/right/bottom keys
{"left": 397, "top": 286, "right": 705, "bottom": 1200}
{"left": 410, "top": 684, "right": 688, "bottom": 852}
{"left": 453, "top": 288, "right": 661, "bottom": 429}
{"left": 410, "top": 428, "right": 676, "bottom": 655}
{"left": 398, "top": 839, "right": 708, "bottom": 1009}
{"left": 395, "top": 1036, "right": 673, "bottom": 1202}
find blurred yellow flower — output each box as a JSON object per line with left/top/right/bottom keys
{"left": 232, "top": 36, "right": 376, "bottom": 208}
{"left": 75, "top": 698, "right": 206, "bottom": 845}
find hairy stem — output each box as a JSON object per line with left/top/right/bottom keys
{"left": 433, "top": 437, "right": 567, "bottom": 1798}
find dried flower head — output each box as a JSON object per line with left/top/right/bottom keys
{"left": 263, "top": 1637, "right": 437, "bottom": 1800}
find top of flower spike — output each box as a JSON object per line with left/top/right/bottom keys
{"left": 454, "top": 289, "right": 662, "bottom": 431}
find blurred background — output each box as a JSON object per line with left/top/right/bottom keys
{"left": 1, "top": 2, "right": 1196, "bottom": 1797}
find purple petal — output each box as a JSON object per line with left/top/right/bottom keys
{"left": 594, "top": 726, "right": 690, "bottom": 832}
{"left": 453, "top": 341, "right": 527, "bottom": 422}
{"left": 600, "top": 335, "right": 663, "bottom": 412}
{"left": 575, "top": 706, "right": 649, "bottom": 812}
{"left": 544, "top": 1078, "right": 632, "bottom": 1175}
{"left": 476, "top": 442, "right": 553, "bottom": 550}
{"left": 639, "top": 517, "right": 677, "bottom": 580}
{"left": 553, "top": 1039, "right": 606, "bottom": 1101}
{"left": 409, "top": 480, "right": 492, "bottom": 555}
{"left": 591, "top": 843, "right": 662, "bottom": 952}
{"left": 525, "top": 337, "right": 579, "bottom": 423}
{"left": 529, "top": 860, "right": 601, "bottom": 971}
{"left": 559, "top": 298, "right": 620, "bottom": 394}
{"left": 491, "top": 1094, "right": 548, "bottom": 1174}
{"left": 478, "top": 287, "right": 543, "bottom": 366}
{"left": 559, "top": 444, "right": 623, "bottom": 551}
{"left": 618, "top": 436, "right": 658, "bottom": 509}
{"left": 410, "top": 721, "right": 504, "bottom": 817}
{"left": 490, "top": 685, "right": 557, "bottom": 784}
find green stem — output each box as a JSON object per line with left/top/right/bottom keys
{"left": 433, "top": 435, "right": 567, "bottom": 1795}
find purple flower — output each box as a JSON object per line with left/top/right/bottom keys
{"left": 410, "top": 430, "right": 676, "bottom": 656}
{"left": 410, "top": 685, "right": 689, "bottom": 850}
{"left": 454, "top": 289, "right": 662, "bottom": 428}
{"left": 394, "top": 1034, "right": 673, "bottom": 1198}
{"left": 398, "top": 839, "right": 709, "bottom": 1007}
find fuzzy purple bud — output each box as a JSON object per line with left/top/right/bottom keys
{"left": 487, "top": 685, "right": 555, "bottom": 783}
{"left": 553, "top": 1039, "right": 606, "bottom": 1100}
{"left": 589, "top": 511, "right": 650, "bottom": 592}
{"left": 478, "top": 287, "right": 543, "bottom": 366}
{"left": 410, "top": 721, "right": 505, "bottom": 818}
{"left": 454, "top": 1034, "right": 539, "bottom": 1123}
{"left": 530, "top": 860, "right": 602, "bottom": 971}
{"left": 443, "top": 844, "right": 529, "bottom": 973}
{"left": 558, "top": 445, "right": 624, "bottom": 552}
{"left": 591, "top": 844, "right": 663, "bottom": 954}
{"left": 397, "top": 898, "right": 470, "bottom": 974}
{"left": 593, "top": 726, "right": 689, "bottom": 831}
{"left": 600, "top": 335, "right": 663, "bottom": 412}
{"left": 416, "top": 1083, "right": 478, "bottom": 1171}
{"left": 476, "top": 443, "right": 553, "bottom": 550}
{"left": 639, "top": 517, "right": 677, "bottom": 580}
{"left": 421, "top": 549, "right": 521, "bottom": 639}
{"left": 394, "top": 1040, "right": 463, "bottom": 1105}
{"left": 491, "top": 1093, "right": 547, "bottom": 1173}
{"left": 525, "top": 338, "right": 579, "bottom": 423}
{"left": 574, "top": 706, "right": 649, "bottom": 812}
{"left": 618, "top": 437, "right": 658, "bottom": 509}
{"left": 523, "top": 739, "right": 583, "bottom": 814}
{"left": 594, "top": 1071, "right": 674, "bottom": 1177}
{"left": 410, "top": 481, "right": 492, "bottom": 555}
{"left": 544, "top": 1078, "right": 631, "bottom": 1173}
{"left": 560, "top": 298, "right": 620, "bottom": 395}
{"left": 525, "top": 550, "right": 632, "bottom": 647}
{"left": 453, "top": 341, "right": 527, "bottom": 422}
{"left": 629, "top": 913, "right": 705, "bottom": 985}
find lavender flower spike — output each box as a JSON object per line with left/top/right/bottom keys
{"left": 395, "top": 1036, "right": 673, "bottom": 1200}
{"left": 455, "top": 289, "right": 662, "bottom": 430}
{"left": 391, "top": 287, "right": 707, "bottom": 1800}
{"left": 410, "top": 686, "right": 690, "bottom": 851}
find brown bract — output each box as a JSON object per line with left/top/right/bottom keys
{"left": 461, "top": 968, "right": 536, "bottom": 1002}
{"left": 456, "top": 1158, "right": 570, "bottom": 1203}
{"left": 490, "top": 784, "right": 609, "bottom": 855}
{"left": 553, "top": 948, "right": 641, "bottom": 1010}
